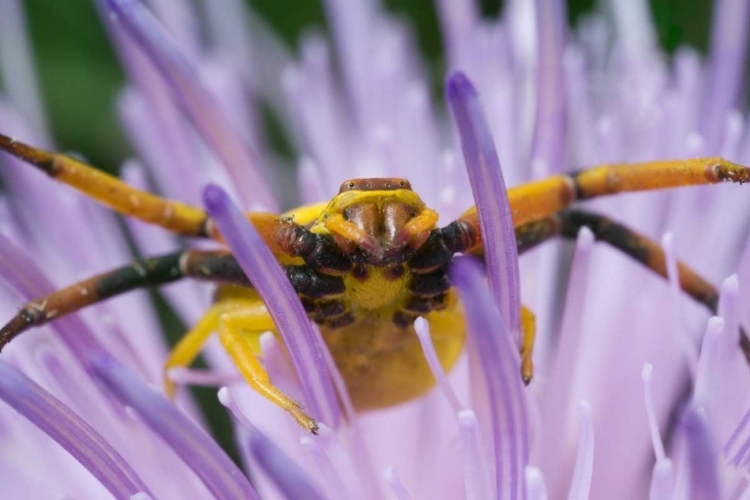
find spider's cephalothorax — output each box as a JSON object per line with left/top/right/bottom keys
{"left": 2, "top": 133, "right": 750, "bottom": 432}
{"left": 293, "top": 177, "right": 452, "bottom": 331}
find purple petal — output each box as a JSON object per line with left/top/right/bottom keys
{"left": 0, "top": 361, "right": 149, "bottom": 497}
{"left": 89, "top": 354, "right": 259, "bottom": 500}
{"left": 220, "top": 387, "right": 326, "bottom": 499}
{"left": 449, "top": 257, "right": 529, "bottom": 500}
{"left": 446, "top": 71, "right": 521, "bottom": 343}
{"left": 700, "top": 0, "right": 750, "bottom": 152}
{"left": 0, "top": 0, "right": 50, "bottom": 143}
{"left": 529, "top": 0, "right": 567, "bottom": 175}
{"left": 248, "top": 431, "right": 325, "bottom": 500}
{"left": 458, "top": 410, "right": 493, "bottom": 500}
{"left": 680, "top": 407, "right": 721, "bottom": 498}
{"left": 414, "top": 317, "right": 462, "bottom": 413}
{"left": 567, "top": 401, "right": 594, "bottom": 499}
{"left": 98, "top": 0, "right": 277, "bottom": 211}
{"left": 202, "top": 184, "right": 341, "bottom": 427}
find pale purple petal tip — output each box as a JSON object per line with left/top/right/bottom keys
{"left": 449, "top": 257, "right": 529, "bottom": 499}
{"left": 248, "top": 429, "right": 325, "bottom": 500}
{"left": 99, "top": 0, "right": 278, "bottom": 211}
{"left": 89, "top": 354, "right": 259, "bottom": 500}
{"left": 568, "top": 401, "right": 594, "bottom": 499}
{"left": 0, "top": 361, "right": 149, "bottom": 498}
{"left": 446, "top": 71, "right": 521, "bottom": 343}
{"left": 202, "top": 184, "right": 341, "bottom": 427}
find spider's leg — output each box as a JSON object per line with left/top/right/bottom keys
{"left": 0, "top": 133, "right": 209, "bottom": 237}
{"left": 520, "top": 306, "right": 536, "bottom": 384}
{"left": 163, "top": 288, "right": 276, "bottom": 396}
{"left": 515, "top": 209, "right": 750, "bottom": 362}
{"left": 164, "top": 306, "right": 222, "bottom": 399}
{"left": 457, "top": 158, "right": 750, "bottom": 230}
{"left": 218, "top": 303, "right": 318, "bottom": 434}
{"left": 0, "top": 249, "right": 250, "bottom": 350}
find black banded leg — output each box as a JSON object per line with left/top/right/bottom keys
{"left": 515, "top": 209, "right": 750, "bottom": 362}
{"left": 0, "top": 249, "right": 252, "bottom": 350}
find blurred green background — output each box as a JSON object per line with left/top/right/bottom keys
{"left": 10, "top": 0, "right": 717, "bottom": 463}
{"left": 19, "top": 0, "right": 712, "bottom": 175}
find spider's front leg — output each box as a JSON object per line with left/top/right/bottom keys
{"left": 0, "top": 133, "right": 210, "bottom": 236}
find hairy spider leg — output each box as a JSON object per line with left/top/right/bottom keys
{"left": 0, "top": 133, "right": 209, "bottom": 236}
{"left": 455, "top": 158, "right": 750, "bottom": 237}
{"left": 514, "top": 209, "right": 750, "bottom": 361}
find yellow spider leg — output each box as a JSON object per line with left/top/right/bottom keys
{"left": 520, "top": 306, "right": 536, "bottom": 384}
{"left": 164, "top": 306, "right": 222, "bottom": 400}
{"left": 0, "top": 133, "right": 209, "bottom": 237}
{"left": 218, "top": 310, "right": 318, "bottom": 434}
{"left": 459, "top": 157, "right": 750, "bottom": 228}
{"left": 395, "top": 208, "right": 439, "bottom": 248}
{"left": 163, "top": 289, "right": 277, "bottom": 397}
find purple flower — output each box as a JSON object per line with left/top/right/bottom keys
{"left": 1, "top": 0, "right": 749, "bottom": 498}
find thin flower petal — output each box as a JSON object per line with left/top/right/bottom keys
{"left": 525, "top": 467, "right": 549, "bottom": 500}
{"left": 458, "top": 409, "right": 493, "bottom": 500}
{"left": 384, "top": 467, "right": 413, "bottom": 500}
{"left": 90, "top": 354, "right": 259, "bottom": 500}
{"left": 446, "top": 71, "right": 521, "bottom": 343}
{"left": 99, "top": 0, "right": 277, "bottom": 211}
{"left": 700, "top": 0, "right": 750, "bottom": 152}
{"left": 680, "top": 407, "right": 721, "bottom": 498}
{"left": 567, "top": 401, "right": 594, "bottom": 500}
{"left": 248, "top": 430, "right": 326, "bottom": 500}
{"left": 219, "top": 388, "right": 326, "bottom": 500}
{"left": 529, "top": 0, "right": 567, "bottom": 175}
{"left": 0, "top": 361, "right": 149, "bottom": 498}
{"left": 450, "top": 257, "right": 529, "bottom": 500}
{"left": 202, "top": 184, "right": 341, "bottom": 428}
